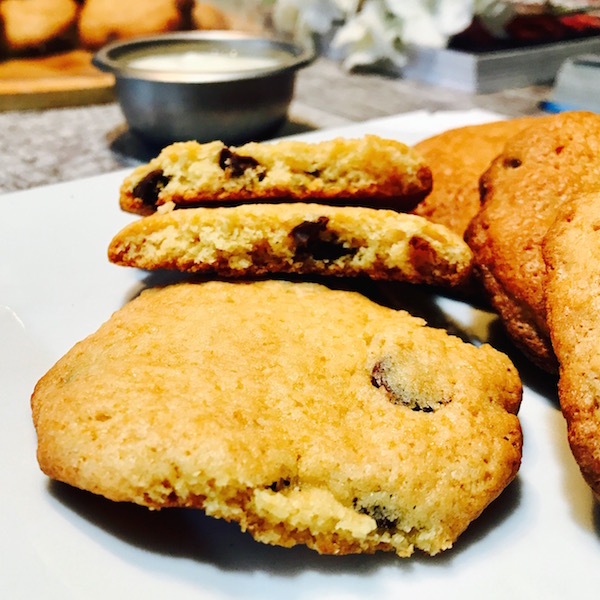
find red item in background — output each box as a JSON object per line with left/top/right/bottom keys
{"left": 449, "top": 12, "right": 600, "bottom": 52}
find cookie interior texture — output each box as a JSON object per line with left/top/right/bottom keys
{"left": 118, "top": 136, "right": 433, "bottom": 215}
{"left": 465, "top": 111, "right": 600, "bottom": 372}
{"left": 108, "top": 203, "right": 473, "bottom": 287}
{"left": 543, "top": 192, "right": 600, "bottom": 499}
{"left": 32, "top": 280, "right": 523, "bottom": 557}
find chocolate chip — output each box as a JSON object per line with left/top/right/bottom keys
{"left": 219, "top": 147, "right": 265, "bottom": 180}
{"left": 268, "top": 478, "right": 291, "bottom": 492}
{"left": 353, "top": 499, "right": 399, "bottom": 530}
{"left": 132, "top": 169, "right": 170, "bottom": 207}
{"left": 479, "top": 177, "right": 489, "bottom": 203}
{"left": 290, "top": 217, "right": 357, "bottom": 261}
{"left": 364, "top": 506, "right": 398, "bottom": 530}
{"left": 503, "top": 157, "right": 522, "bottom": 169}
{"left": 371, "top": 360, "right": 393, "bottom": 393}
{"left": 371, "top": 357, "right": 449, "bottom": 412}
{"left": 408, "top": 236, "right": 456, "bottom": 279}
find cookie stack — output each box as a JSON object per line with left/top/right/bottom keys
{"left": 31, "top": 134, "right": 524, "bottom": 558}
{"left": 413, "top": 111, "right": 600, "bottom": 500}
{"left": 109, "top": 136, "right": 477, "bottom": 286}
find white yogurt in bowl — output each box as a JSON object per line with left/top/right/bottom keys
{"left": 92, "top": 31, "right": 315, "bottom": 145}
{"left": 127, "top": 51, "right": 283, "bottom": 74}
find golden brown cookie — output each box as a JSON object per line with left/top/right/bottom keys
{"left": 191, "top": 2, "right": 230, "bottom": 30}
{"left": 543, "top": 191, "right": 600, "bottom": 498}
{"left": 411, "top": 116, "right": 539, "bottom": 237}
{"left": 118, "top": 136, "right": 433, "bottom": 216}
{"left": 78, "top": 0, "right": 182, "bottom": 49}
{"left": 31, "top": 279, "right": 522, "bottom": 557}
{"left": 0, "top": 0, "right": 78, "bottom": 54}
{"left": 464, "top": 111, "right": 600, "bottom": 372}
{"left": 108, "top": 203, "right": 473, "bottom": 287}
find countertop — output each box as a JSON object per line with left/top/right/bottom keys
{"left": 0, "top": 56, "right": 551, "bottom": 194}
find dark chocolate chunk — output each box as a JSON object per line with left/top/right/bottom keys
{"left": 290, "top": 217, "right": 357, "bottom": 261}
{"left": 133, "top": 169, "right": 170, "bottom": 207}
{"left": 353, "top": 498, "right": 399, "bottom": 530}
{"left": 219, "top": 147, "right": 265, "bottom": 180}
{"left": 479, "top": 178, "right": 489, "bottom": 204}
{"left": 408, "top": 236, "right": 456, "bottom": 279}
{"left": 268, "top": 478, "right": 291, "bottom": 492}
{"left": 371, "top": 360, "right": 393, "bottom": 394}
{"left": 503, "top": 157, "right": 522, "bottom": 169}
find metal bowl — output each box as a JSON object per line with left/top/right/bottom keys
{"left": 93, "top": 31, "right": 315, "bottom": 146}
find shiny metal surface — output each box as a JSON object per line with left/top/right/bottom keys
{"left": 93, "top": 31, "right": 314, "bottom": 146}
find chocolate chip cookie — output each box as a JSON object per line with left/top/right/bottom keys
{"left": 465, "top": 111, "right": 600, "bottom": 372}
{"left": 411, "top": 116, "right": 539, "bottom": 237}
{"left": 543, "top": 191, "right": 600, "bottom": 498}
{"left": 118, "top": 136, "right": 433, "bottom": 216}
{"left": 31, "top": 279, "right": 522, "bottom": 556}
{"left": 108, "top": 203, "right": 473, "bottom": 287}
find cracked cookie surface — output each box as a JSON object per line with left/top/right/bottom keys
{"left": 32, "top": 280, "right": 522, "bottom": 557}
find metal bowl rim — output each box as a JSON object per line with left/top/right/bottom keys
{"left": 92, "top": 30, "right": 316, "bottom": 84}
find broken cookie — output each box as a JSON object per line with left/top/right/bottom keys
{"left": 108, "top": 203, "right": 473, "bottom": 287}
{"left": 118, "top": 135, "right": 433, "bottom": 215}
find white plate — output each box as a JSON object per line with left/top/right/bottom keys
{"left": 2, "top": 110, "right": 599, "bottom": 599}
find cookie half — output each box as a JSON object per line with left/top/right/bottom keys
{"left": 108, "top": 203, "right": 473, "bottom": 286}
{"left": 465, "top": 111, "right": 600, "bottom": 372}
{"left": 543, "top": 192, "right": 600, "bottom": 498}
{"left": 31, "top": 280, "right": 522, "bottom": 557}
{"left": 118, "top": 135, "right": 433, "bottom": 215}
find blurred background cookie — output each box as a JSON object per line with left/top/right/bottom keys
{"left": 0, "top": 0, "right": 79, "bottom": 55}
{"left": 77, "top": 0, "right": 183, "bottom": 49}
{"left": 191, "top": 1, "right": 230, "bottom": 30}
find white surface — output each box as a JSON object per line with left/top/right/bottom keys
{"left": 2, "top": 110, "right": 600, "bottom": 599}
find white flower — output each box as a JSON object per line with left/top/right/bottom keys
{"left": 331, "top": 0, "right": 408, "bottom": 70}
{"left": 269, "top": 0, "right": 600, "bottom": 72}
{"left": 272, "top": 0, "right": 359, "bottom": 44}
{"left": 474, "top": 0, "right": 517, "bottom": 38}
{"left": 384, "top": 0, "right": 475, "bottom": 47}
